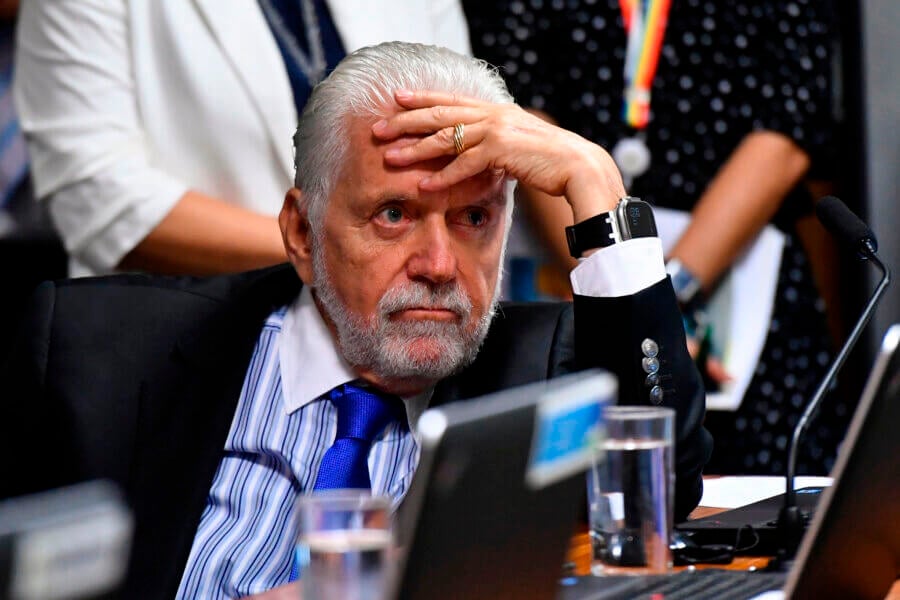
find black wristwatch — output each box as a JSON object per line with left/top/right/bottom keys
{"left": 565, "top": 197, "right": 658, "bottom": 258}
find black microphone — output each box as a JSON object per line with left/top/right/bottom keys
{"left": 774, "top": 196, "right": 891, "bottom": 562}
{"left": 815, "top": 195, "right": 879, "bottom": 259}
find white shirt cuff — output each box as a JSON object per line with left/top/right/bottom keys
{"left": 569, "top": 237, "right": 667, "bottom": 297}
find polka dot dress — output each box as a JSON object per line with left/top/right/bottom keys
{"left": 466, "top": 0, "right": 841, "bottom": 475}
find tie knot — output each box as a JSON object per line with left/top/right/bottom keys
{"left": 329, "top": 383, "right": 403, "bottom": 442}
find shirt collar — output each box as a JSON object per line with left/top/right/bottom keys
{"left": 279, "top": 286, "right": 431, "bottom": 432}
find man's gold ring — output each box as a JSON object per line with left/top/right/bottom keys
{"left": 453, "top": 122, "right": 465, "bottom": 155}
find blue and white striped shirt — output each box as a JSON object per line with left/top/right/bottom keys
{"left": 176, "top": 289, "right": 422, "bottom": 599}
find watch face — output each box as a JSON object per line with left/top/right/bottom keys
{"left": 619, "top": 200, "right": 658, "bottom": 238}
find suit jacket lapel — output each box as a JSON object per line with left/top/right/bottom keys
{"left": 125, "top": 266, "right": 302, "bottom": 597}
{"left": 193, "top": 0, "right": 296, "bottom": 179}
{"left": 430, "top": 375, "right": 461, "bottom": 408}
{"left": 430, "top": 303, "right": 574, "bottom": 408}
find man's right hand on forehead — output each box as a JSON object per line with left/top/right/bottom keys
{"left": 371, "top": 89, "right": 626, "bottom": 225}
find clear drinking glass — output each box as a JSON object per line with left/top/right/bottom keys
{"left": 295, "top": 491, "right": 392, "bottom": 600}
{"left": 588, "top": 405, "right": 675, "bottom": 575}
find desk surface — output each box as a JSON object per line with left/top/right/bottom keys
{"left": 253, "top": 504, "right": 899, "bottom": 600}
{"left": 566, "top": 505, "right": 900, "bottom": 599}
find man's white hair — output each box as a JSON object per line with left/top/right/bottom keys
{"left": 292, "top": 41, "right": 516, "bottom": 232}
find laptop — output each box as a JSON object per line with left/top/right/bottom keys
{"left": 386, "top": 370, "right": 616, "bottom": 600}
{"left": 559, "top": 323, "right": 900, "bottom": 600}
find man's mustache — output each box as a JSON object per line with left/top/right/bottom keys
{"left": 378, "top": 282, "right": 473, "bottom": 319}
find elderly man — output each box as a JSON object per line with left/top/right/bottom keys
{"left": 1, "top": 42, "right": 711, "bottom": 598}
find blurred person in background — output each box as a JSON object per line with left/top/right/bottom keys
{"left": 0, "top": 0, "right": 27, "bottom": 228}
{"left": 0, "top": 0, "right": 69, "bottom": 367}
{"left": 466, "top": 0, "right": 841, "bottom": 475}
{"left": 13, "top": 0, "right": 469, "bottom": 277}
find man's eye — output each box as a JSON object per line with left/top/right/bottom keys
{"left": 465, "top": 209, "right": 487, "bottom": 227}
{"left": 378, "top": 207, "right": 404, "bottom": 224}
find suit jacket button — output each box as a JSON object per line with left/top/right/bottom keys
{"left": 641, "top": 338, "right": 659, "bottom": 358}
{"left": 642, "top": 356, "right": 660, "bottom": 374}
{"left": 649, "top": 385, "right": 664, "bottom": 404}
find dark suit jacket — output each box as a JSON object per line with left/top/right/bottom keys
{"left": 0, "top": 264, "right": 711, "bottom": 598}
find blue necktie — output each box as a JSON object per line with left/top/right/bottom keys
{"left": 312, "top": 383, "right": 402, "bottom": 491}
{"left": 290, "top": 383, "right": 402, "bottom": 582}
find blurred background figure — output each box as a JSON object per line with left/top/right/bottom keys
{"left": 466, "top": 0, "right": 843, "bottom": 475}
{"left": 0, "top": 0, "right": 25, "bottom": 217}
{"left": 13, "top": 1, "right": 470, "bottom": 277}
{"left": 0, "top": 0, "right": 67, "bottom": 366}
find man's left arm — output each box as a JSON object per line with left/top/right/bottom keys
{"left": 569, "top": 240, "right": 712, "bottom": 520}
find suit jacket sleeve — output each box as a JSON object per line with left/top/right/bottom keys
{"left": 573, "top": 277, "right": 713, "bottom": 521}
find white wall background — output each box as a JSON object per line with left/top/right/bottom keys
{"left": 861, "top": 0, "right": 900, "bottom": 350}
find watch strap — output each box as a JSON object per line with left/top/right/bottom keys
{"left": 565, "top": 213, "right": 616, "bottom": 258}
{"left": 666, "top": 258, "right": 703, "bottom": 308}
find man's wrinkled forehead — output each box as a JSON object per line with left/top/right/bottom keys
{"left": 338, "top": 110, "right": 511, "bottom": 200}
{"left": 383, "top": 134, "right": 509, "bottom": 189}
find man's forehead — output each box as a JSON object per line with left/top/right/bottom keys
{"left": 341, "top": 114, "right": 508, "bottom": 201}
{"left": 363, "top": 168, "right": 507, "bottom": 207}
{"left": 344, "top": 112, "right": 416, "bottom": 159}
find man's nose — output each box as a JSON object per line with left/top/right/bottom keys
{"left": 406, "top": 218, "right": 458, "bottom": 284}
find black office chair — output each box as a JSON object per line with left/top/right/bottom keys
{"left": 0, "top": 178, "right": 67, "bottom": 364}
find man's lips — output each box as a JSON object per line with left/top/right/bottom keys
{"left": 389, "top": 307, "right": 460, "bottom": 322}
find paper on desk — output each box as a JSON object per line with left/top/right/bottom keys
{"left": 654, "top": 207, "right": 784, "bottom": 411}
{"left": 700, "top": 476, "right": 834, "bottom": 509}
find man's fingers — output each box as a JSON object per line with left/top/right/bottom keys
{"left": 372, "top": 106, "right": 483, "bottom": 139}
{"left": 393, "top": 89, "right": 484, "bottom": 109}
{"left": 419, "top": 148, "right": 490, "bottom": 191}
{"left": 383, "top": 123, "right": 487, "bottom": 166}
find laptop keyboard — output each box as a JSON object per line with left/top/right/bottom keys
{"left": 558, "top": 569, "right": 787, "bottom": 600}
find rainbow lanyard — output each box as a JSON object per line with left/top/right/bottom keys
{"left": 619, "top": 0, "right": 672, "bottom": 129}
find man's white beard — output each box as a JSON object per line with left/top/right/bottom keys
{"left": 311, "top": 247, "right": 498, "bottom": 381}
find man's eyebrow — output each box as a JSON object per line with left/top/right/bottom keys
{"left": 473, "top": 190, "right": 507, "bottom": 207}
{"left": 371, "top": 192, "right": 416, "bottom": 205}
{"left": 369, "top": 190, "right": 506, "bottom": 206}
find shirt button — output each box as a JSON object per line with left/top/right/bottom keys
{"left": 641, "top": 338, "right": 659, "bottom": 358}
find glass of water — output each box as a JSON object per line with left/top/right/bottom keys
{"left": 295, "top": 490, "right": 392, "bottom": 600}
{"left": 588, "top": 405, "right": 674, "bottom": 575}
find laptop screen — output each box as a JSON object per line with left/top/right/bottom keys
{"left": 387, "top": 370, "right": 615, "bottom": 600}
{"left": 786, "top": 324, "right": 900, "bottom": 599}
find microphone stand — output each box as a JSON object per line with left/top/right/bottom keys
{"left": 773, "top": 241, "right": 890, "bottom": 565}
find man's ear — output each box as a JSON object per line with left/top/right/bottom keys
{"left": 279, "top": 187, "right": 315, "bottom": 284}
